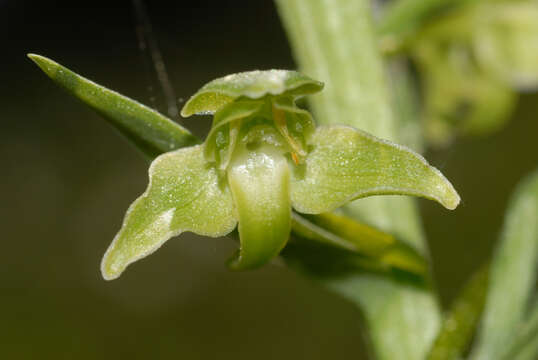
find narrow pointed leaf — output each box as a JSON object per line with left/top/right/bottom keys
{"left": 427, "top": 263, "right": 489, "bottom": 360}
{"left": 227, "top": 143, "right": 291, "bottom": 270}
{"left": 503, "top": 298, "right": 538, "bottom": 360}
{"left": 101, "top": 145, "right": 236, "bottom": 280}
{"left": 290, "top": 125, "right": 460, "bottom": 214}
{"left": 28, "top": 54, "right": 198, "bottom": 159}
{"left": 470, "top": 169, "right": 538, "bottom": 360}
{"left": 181, "top": 70, "right": 323, "bottom": 117}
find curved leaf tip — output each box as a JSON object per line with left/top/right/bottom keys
{"left": 28, "top": 53, "right": 54, "bottom": 74}
{"left": 28, "top": 53, "right": 199, "bottom": 159}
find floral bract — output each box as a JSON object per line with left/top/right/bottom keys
{"left": 101, "top": 70, "right": 460, "bottom": 280}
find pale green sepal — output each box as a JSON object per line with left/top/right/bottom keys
{"left": 227, "top": 143, "right": 292, "bottom": 270}
{"left": 101, "top": 145, "right": 236, "bottom": 280}
{"left": 28, "top": 54, "right": 198, "bottom": 159}
{"left": 290, "top": 125, "right": 460, "bottom": 214}
{"left": 181, "top": 70, "right": 323, "bottom": 116}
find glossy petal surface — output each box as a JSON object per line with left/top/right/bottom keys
{"left": 101, "top": 145, "right": 236, "bottom": 280}
{"left": 291, "top": 125, "right": 460, "bottom": 214}
{"left": 181, "top": 70, "right": 323, "bottom": 116}
{"left": 227, "top": 143, "right": 291, "bottom": 270}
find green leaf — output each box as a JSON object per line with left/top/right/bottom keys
{"left": 328, "top": 275, "right": 440, "bottom": 359}
{"left": 427, "top": 263, "right": 489, "bottom": 360}
{"left": 101, "top": 145, "right": 236, "bottom": 280}
{"left": 290, "top": 125, "right": 460, "bottom": 214}
{"left": 28, "top": 54, "right": 199, "bottom": 159}
{"left": 227, "top": 139, "right": 291, "bottom": 270}
{"left": 503, "top": 297, "right": 538, "bottom": 360}
{"left": 470, "top": 169, "right": 538, "bottom": 360}
{"left": 181, "top": 70, "right": 324, "bottom": 117}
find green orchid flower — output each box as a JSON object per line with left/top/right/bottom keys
{"left": 99, "top": 70, "right": 460, "bottom": 280}
{"left": 410, "top": 0, "right": 538, "bottom": 146}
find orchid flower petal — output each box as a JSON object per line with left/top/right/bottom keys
{"left": 291, "top": 125, "right": 460, "bottom": 214}
{"left": 101, "top": 145, "right": 236, "bottom": 280}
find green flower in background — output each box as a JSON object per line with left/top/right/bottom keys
{"left": 100, "top": 70, "right": 460, "bottom": 280}
{"left": 475, "top": 0, "right": 538, "bottom": 88}
{"left": 410, "top": 0, "right": 538, "bottom": 146}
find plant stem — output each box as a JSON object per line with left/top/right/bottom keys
{"left": 276, "top": 0, "right": 441, "bottom": 358}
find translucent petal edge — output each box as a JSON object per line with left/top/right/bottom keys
{"left": 181, "top": 72, "right": 323, "bottom": 117}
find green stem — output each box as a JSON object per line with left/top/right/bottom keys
{"left": 276, "top": 1, "right": 441, "bottom": 358}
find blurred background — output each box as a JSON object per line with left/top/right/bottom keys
{"left": 1, "top": 0, "right": 537, "bottom": 358}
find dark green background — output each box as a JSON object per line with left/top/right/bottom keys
{"left": 2, "top": 1, "right": 537, "bottom": 358}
